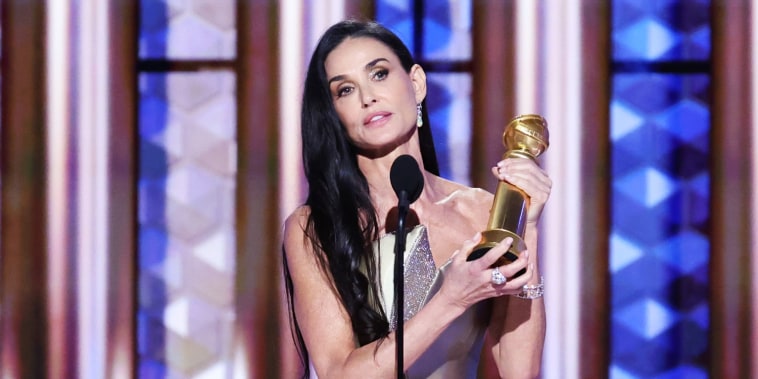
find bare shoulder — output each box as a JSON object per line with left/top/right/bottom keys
{"left": 282, "top": 205, "right": 313, "bottom": 261}
{"left": 283, "top": 206, "right": 309, "bottom": 234}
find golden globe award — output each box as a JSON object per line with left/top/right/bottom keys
{"left": 467, "top": 114, "right": 549, "bottom": 274}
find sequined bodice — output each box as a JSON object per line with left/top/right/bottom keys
{"left": 373, "top": 225, "right": 490, "bottom": 379}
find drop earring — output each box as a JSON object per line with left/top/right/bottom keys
{"left": 416, "top": 103, "right": 423, "bottom": 128}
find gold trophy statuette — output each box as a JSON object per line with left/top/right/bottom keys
{"left": 467, "top": 114, "right": 549, "bottom": 275}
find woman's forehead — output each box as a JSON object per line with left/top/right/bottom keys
{"left": 325, "top": 37, "right": 398, "bottom": 76}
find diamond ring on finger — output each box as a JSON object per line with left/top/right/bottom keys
{"left": 491, "top": 266, "right": 507, "bottom": 286}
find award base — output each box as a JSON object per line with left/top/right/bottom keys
{"left": 467, "top": 229, "right": 527, "bottom": 278}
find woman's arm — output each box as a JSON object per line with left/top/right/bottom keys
{"left": 284, "top": 208, "right": 516, "bottom": 378}
{"left": 486, "top": 158, "right": 552, "bottom": 378}
{"left": 486, "top": 225, "right": 546, "bottom": 379}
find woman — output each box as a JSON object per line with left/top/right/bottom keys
{"left": 283, "top": 20, "right": 551, "bottom": 378}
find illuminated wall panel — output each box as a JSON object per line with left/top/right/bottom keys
{"left": 610, "top": 1, "right": 711, "bottom": 377}
{"left": 138, "top": 71, "right": 237, "bottom": 378}
{"left": 137, "top": 1, "right": 238, "bottom": 377}
{"left": 140, "top": 0, "right": 236, "bottom": 60}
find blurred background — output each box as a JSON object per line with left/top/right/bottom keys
{"left": 0, "top": 0, "right": 755, "bottom": 378}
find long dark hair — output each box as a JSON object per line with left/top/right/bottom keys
{"left": 282, "top": 19, "right": 439, "bottom": 377}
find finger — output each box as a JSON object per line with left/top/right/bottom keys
{"left": 502, "top": 157, "right": 540, "bottom": 168}
{"left": 499, "top": 160, "right": 549, "bottom": 184}
{"left": 503, "top": 261, "right": 536, "bottom": 289}
{"left": 491, "top": 165, "right": 502, "bottom": 180}
{"left": 503, "top": 172, "right": 547, "bottom": 192}
{"left": 492, "top": 162, "right": 513, "bottom": 182}
{"left": 454, "top": 232, "right": 482, "bottom": 263}
{"left": 475, "top": 237, "right": 514, "bottom": 269}
{"left": 499, "top": 250, "right": 530, "bottom": 279}
{"left": 500, "top": 157, "right": 549, "bottom": 177}
{"left": 497, "top": 160, "right": 551, "bottom": 190}
{"left": 508, "top": 170, "right": 551, "bottom": 193}
{"left": 494, "top": 158, "right": 526, "bottom": 180}
{"left": 501, "top": 173, "right": 551, "bottom": 202}
{"left": 498, "top": 157, "right": 537, "bottom": 171}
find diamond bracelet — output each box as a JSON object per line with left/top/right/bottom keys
{"left": 514, "top": 276, "right": 544, "bottom": 300}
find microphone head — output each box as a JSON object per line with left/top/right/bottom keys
{"left": 390, "top": 154, "right": 424, "bottom": 204}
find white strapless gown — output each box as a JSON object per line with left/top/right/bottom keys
{"left": 374, "top": 225, "right": 491, "bottom": 379}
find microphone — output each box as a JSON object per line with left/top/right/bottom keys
{"left": 389, "top": 154, "right": 423, "bottom": 379}
{"left": 390, "top": 154, "right": 424, "bottom": 209}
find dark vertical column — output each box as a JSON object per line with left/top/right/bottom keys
{"left": 0, "top": 1, "right": 48, "bottom": 378}
{"left": 579, "top": 1, "right": 611, "bottom": 378}
{"left": 471, "top": 0, "right": 516, "bottom": 192}
{"left": 106, "top": 1, "right": 138, "bottom": 377}
{"left": 711, "top": 1, "right": 755, "bottom": 378}
{"left": 236, "top": 0, "right": 282, "bottom": 378}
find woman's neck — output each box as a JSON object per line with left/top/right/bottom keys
{"left": 358, "top": 153, "right": 444, "bottom": 233}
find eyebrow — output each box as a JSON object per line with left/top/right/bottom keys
{"left": 328, "top": 57, "right": 390, "bottom": 85}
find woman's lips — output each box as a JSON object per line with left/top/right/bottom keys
{"left": 364, "top": 111, "right": 391, "bottom": 126}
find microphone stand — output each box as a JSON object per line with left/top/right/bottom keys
{"left": 393, "top": 190, "right": 409, "bottom": 379}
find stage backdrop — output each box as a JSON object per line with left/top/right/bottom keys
{"left": 0, "top": 1, "right": 755, "bottom": 379}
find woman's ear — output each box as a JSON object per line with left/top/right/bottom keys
{"left": 410, "top": 64, "right": 427, "bottom": 103}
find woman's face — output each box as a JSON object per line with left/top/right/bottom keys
{"left": 324, "top": 37, "right": 426, "bottom": 155}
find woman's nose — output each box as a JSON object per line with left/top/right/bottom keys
{"left": 362, "top": 98, "right": 377, "bottom": 108}
{"left": 361, "top": 92, "right": 377, "bottom": 108}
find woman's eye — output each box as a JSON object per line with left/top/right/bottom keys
{"left": 337, "top": 86, "right": 353, "bottom": 97}
{"left": 372, "top": 69, "right": 388, "bottom": 81}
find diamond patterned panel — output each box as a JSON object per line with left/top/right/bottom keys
{"left": 612, "top": 0, "right": 711, "bottom": 61}
{"left": 138, "top": 71, "right": 237, "bottom": 378}
{"left": 140, "top": 0, "right": 236, "bottom": 59}
{"left": 377, "top": 1, "right": 471, "bottom": 61}
{"left": 376, "top": 0, "right": 415, "bottom": 53}
{"left": 423, "top": 0, "right": 471, "bottom": 60}
{"left": 610, "top": 73, "right": 710, "bottom": 378}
